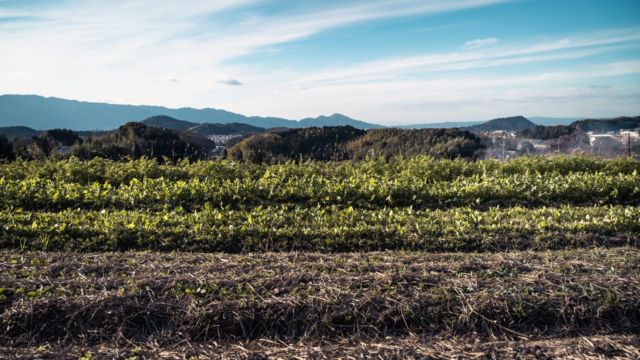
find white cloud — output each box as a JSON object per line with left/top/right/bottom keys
{"left": 0, "top": 71, "right": 37, "bottom": 79}
{"left": 463, "top": 37, "right": 499, "bottom": 49}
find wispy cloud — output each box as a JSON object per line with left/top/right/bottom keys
{"left": 214, "top": 77, "right": 243, "bottom": 86}
{"left": 240, "top": 60, "right": 640, "bottom": 124}
{"left": 292, "top": 28, "right": 640, "bottom": 84}
{"left": 463, "top": 37, "right": 499, "bottom": 49}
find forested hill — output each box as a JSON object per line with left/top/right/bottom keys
{"left": 141, "top": 115, "right": 266, "bottom": 135}
{"left": 571, "top": 116, "right": 640, "bottom": 133}
{"left": 227, "top": 126, "right": 484, "bottom": 163}
{"left": 517, "top": 116, "right": 640, "bottom": 140}
{"left": 0, "top": 122, "right": 215, "bottom": 161}
{"left": 187, "top": 123, "right": 266, "bottom": 136}
{"left": 228, "top": 126, "right": 367, "bottom": 162}
{"left": 140, "top": 115, "right": 198, "bottom": 130}
{"left": 463, "top": 116, "right": 536, "bottom": 132}
{"left": 345, "top": 128, "right": 483, "bottom": 161}
{"left": 0, "top": 126, "right": 42, "bottom": 138}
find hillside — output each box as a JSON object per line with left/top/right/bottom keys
{"left": 0, "top": 126, "right": 115, "bottom": 139}
{"left": 140, "top": 115, "right": 198, "bottom": 130}
{"left": 228, "top": 126, "right": 367, "bottom": 162}
{"left": 298, "top": 114, "right": 380, "bottom": 129}
{"left": 187, "top": 123, "right": 265, "bottom": 136}
{"left": 0, "top": 95, "right": 381, "bottom": 130}
{"left": 227, "top": 126, "right": 484, "bottom": 163}
{"left": 571, "top": 116, "right": 640, "bottom": 133}
{"left": 397, "top": 117, "right": 579, "bottom": 130}
{"left": 0, "top": 117, "right": 266, "bottom": 140}
{"left": 527, "top": 117, "right": 585, "bottom": 126}
{"left": 463, "top": 116, "right": 536, "bottom": 132}
{"left": 346, "top": 127, "right": 483, "bottom": 160}
{"left": 516, "top": 116, "right": 640, "bottom": 140}
{"left": 0, "top": 126, "right": 42, "bottom": 138}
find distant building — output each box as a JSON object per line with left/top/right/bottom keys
{"left": 588, "top": 131, "right": 639, "bottom": 144}
{"left": 588, "top": 133, "right": 616, "bottom": 143}
{"left": 517, "top": 139, "right": 548, "bottom": 151}
{"left": 490, "top": 130, "right": 516, "bottom": 138}
{"left": 208, "top": 134, "right": 243, "bottom": 144}
{"left": 619, "top": 130, "right": 639, "bottom": 138}
{"left": 533, "top": 141, "right": 550, "bottom": 150}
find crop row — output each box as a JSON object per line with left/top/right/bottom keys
{"left": 1, "top": 249, "right": 638, "bottom": 347}
{"left": 1, "top": 155, "right": 638, "bottom": 186}
{"left": 1, "top": 205, "right": 638, "bottom": 252}
{"left": 1, "top": 171, "right": 639, "bottom": 211}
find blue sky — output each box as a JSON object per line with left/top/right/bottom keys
{"left": 0, "top": 0, "right": 639, "bottom": 125}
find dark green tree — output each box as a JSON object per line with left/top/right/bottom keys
{"left": 31, "top": 133, "right": 53, "bottom": 156}
{"left": 46, "top": 129, "right": 83, "bottom": 146}
{"left": 0, "top": 133, "right": 15, "bottom": 160}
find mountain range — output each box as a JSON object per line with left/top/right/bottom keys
{"left": 0, "top": 95, "right": 593, "bottom": 133}
{"left": 0, "top": 95, "right": 382, "bottom": 130}
{"left": 399, "top": 117, "right": 582, "bottom": 129}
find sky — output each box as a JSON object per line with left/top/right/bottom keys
{"left": 1, "top": 0, "right": 639, "bottom": 125}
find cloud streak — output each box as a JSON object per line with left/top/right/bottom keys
{"left": 291, "top": 28, "right": 640, "bottom": 84}
{"left": 463, "top": 38, "right": 499, "bottom": 49}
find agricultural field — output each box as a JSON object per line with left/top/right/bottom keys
{"left": 1, "top": 155, "right": 639, "bottom": 359}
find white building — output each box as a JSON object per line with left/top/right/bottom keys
{"left": 588, "top": 130, "right": 639, "bottom": 144}
{"left": 490, "top": 130, "right": 516, "bottom": 138}
{"left": 517, "top": 139, "right": 549, "bottom": 151}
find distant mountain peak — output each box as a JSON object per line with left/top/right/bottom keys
{"left": 463, "top": 116, "right": 536, "bottom": 132}
{"left": 298, "top": 113, "right": 378, "bottom": 128}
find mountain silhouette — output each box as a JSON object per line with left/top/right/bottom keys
{"left": 0, "top": 95, "right": 382, "bottom": 130}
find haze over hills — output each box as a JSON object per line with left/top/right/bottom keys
{"left": 526, "top": 117, "right": 585, "bottom": 126}
{"left": 185, "top": 123, "right": 266, "bottom": 136}
{"left": 0, "top": 95, "right": 381, "bottom": 130}
{"left": 0, "top": 95, "right": 620, "bottom": 136}
{"left": 140, "top": 116, "right": 268, "bottom": 135}
{"left": 399, "top": 117, "right": 586, "bottom": 129}
{"left": 399, "top": 121, "right": 485, "bottom": 129}
{"left": 396, "top": 117, "right": 538, "bottom": 131}
{"left": 139, "top": 115, "right": 198, "bottom": 130}
{"left": 0, "top": 126, "right": 42, "bottom": 139}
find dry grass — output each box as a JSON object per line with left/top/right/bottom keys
{"left": 1, "top": 334, "right": 638, "bottom": 359}
{"left": 1, "top": 249, "right": 638, "bottom": 357}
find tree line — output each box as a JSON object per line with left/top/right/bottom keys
{"left": 0, "top": 122, "right": 215, "bottom": 161}
{"left": 225, "top": 126, "right": 485, "bottom": 163}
